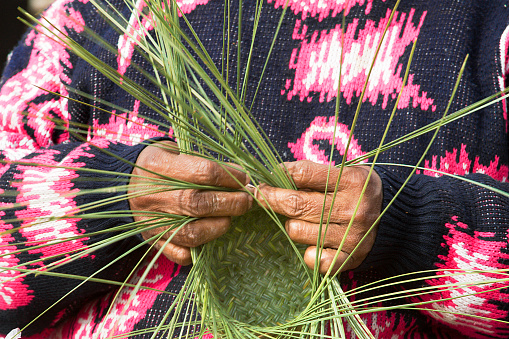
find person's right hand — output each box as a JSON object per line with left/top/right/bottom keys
{"left": 128, "top": 141, "right": 253, "bottom": 266}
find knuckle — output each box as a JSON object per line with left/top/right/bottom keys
{"left": 367, "top": 180, "right": 383, "bottom": 202}
{"left": 282, "top": 193, "right": 306, "bottom": 218}
{"left": 355, "top": 245, "right": 370, "bottom": 259}
{"left": 140, "top": 148, "right": 161, "bottom": 171}
{"left": 343, "top": 256, "right": 358, "bottom": 272}
{"left": 348, "top": 169, "right": 366, "bottom": 188}
{"left": 195, "top": 160, "right": 220, "bottom": 185}
{"left": 191, "top": 192, "right": 215, "bottom": 216}
{"left": 234, "top": 193, "right": 251, "bottom": 215}
{"left": 292, "top": 161, "right": 314, "bottom": 186}
{"left": 179, "top": 190, "right": 214, "bottom": 216}
{"left": 352, "top": 209, "right": 369, "bottom": 225}
{"left": 146, "top": 152, "right": 159, "bottom": 170}
{"left": 183, "top": 225, "right": 201, "bottom": 247}
{"left": 348, "top": 231, "right": 365, "bottom": 248}
{"left": 352, "top": 202, "right": 380, "bottom": 228}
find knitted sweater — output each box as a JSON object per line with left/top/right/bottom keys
{"left": 1, "top": 0, "right": 509, "bottom": 337}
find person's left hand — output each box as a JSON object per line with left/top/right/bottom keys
{"left": 256, "top": 160, "right": 383, "bottom": 274}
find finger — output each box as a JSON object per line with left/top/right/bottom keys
{"left": 137, "top": 144, "right": 249, "bottom": 189}
{"left": 140, "top": 189, "right": 253, "bottom": 217}
{"left": 285, "top": 219, "right": 353, "bottom": 249}
{"left": 282, "top": 161, "right": 369, "bottom": 192}
{"left": 177, "top": 155, "right": 250, "bottom": 188}
{"left": 256, "top": 185, "right": 349, "bottom": 223}
{"left": 304, "top": 247, "right": 358, "bottom": 274}
{"left": 152, "top": 217, "right": 231, "bottom": 248}
{"left": 155, "top": 240, "right": 193, "bottom": 266}
{"left": 176, "top": 190, "right": 253, "bottom": 217}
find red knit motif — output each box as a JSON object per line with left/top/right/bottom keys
{"left": 413, "top": 216, "right": 509, "bottom": 338}
{"left": 348, "top": 311, "right": 421, "bottom": 338}
{"left": 282, "top": 8, "right": 433, "bottom": 111}
{"left": 0, "top": 208, "right": 34, "bottom": 310}
{"left": 288, "top": 116, "right": 367, "bottom": 164}
{"left": 117, "top": 0, "right": 209, "bottom": 76}
{"left": 0, "top": 0, "right": 88, "bottom": 152}
{"left": 0, "top": 0, "right": 90, "bottom": 316}
{"left": 117, "top": 0, "right": 155, "bottom": 77}
{"left": 10, "top": 145, "right": 96, "bottom": 263}
{"left": 499, "top": 25, "right": 509, "bottom": 131}
{"left": 267, "top": 0, "right": 384, "bottom": 21}
{"left": 90, "top": 100, "right": 168, "bottom": 145}
{"left": 417, "top": 144, "right": 509, "bottom": 182}
{"left": 24, "top": 254, "right": 181, "bottom": 339}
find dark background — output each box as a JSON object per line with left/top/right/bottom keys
{"left": 0, "top": 1, "right": 33, "bottom": 71}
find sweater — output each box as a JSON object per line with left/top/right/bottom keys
{"left": 0, "top": 0, "right": 509, "bottom": 337}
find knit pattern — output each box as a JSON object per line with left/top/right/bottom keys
{"left": 283, "top": 8, "right": 433, "bottom": 110}
{"left": 1, "top": 0, "right": 509, "bottom": 338}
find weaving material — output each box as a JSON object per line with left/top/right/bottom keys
{"left": 199, "top": 207, "right": 309, "bottom": 326}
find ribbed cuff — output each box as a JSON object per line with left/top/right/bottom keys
{"left": 357, "top": 166, "right": 453, "bottom": 277}
{"left": 82, "top": 137, "right": 172, "bottom": 217}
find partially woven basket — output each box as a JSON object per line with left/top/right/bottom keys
{"left": 196, "top": 206, "right": 311, "bottom": 327}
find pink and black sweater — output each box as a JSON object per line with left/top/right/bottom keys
{"left": 1, "top": 0, "right": 509, "bottom": 338}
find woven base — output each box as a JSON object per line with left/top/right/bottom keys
{"left": 199, "top": 206, "right": 311, "bottom": 327}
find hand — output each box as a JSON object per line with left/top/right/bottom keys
{"left": 256, "top": 160, "right": 382, "bottom": 274}
{"left": 129, "top": 141, "right": 253, "bottom": 265}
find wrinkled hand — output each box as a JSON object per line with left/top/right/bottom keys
{"left": 256, "top": 160, "right": 382, "bottom": 274}
{"left": 129, "top": 141, "right": 253, "bottom": 265}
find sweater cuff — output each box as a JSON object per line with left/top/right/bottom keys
{"left": 93, "top": 136, "right": 172, "bottom": 206}
{"left": 103, "top": 138, "right": 173, "bottom": 244}
{"left": 76, "top": 138, "right": 171, "bottom": 243}
{"left": 357, "top": 166, "right": 451, "bottom": 277}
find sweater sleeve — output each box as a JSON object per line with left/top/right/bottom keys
{"left": 0, "top": 0, "right": 154, "bottom": 335}
{"left": 365, "top": 168, "right": 509, "bottom": 275}
{"left": 356, "top": 6, "right": 509, "bottom": 336}
{"left": 360, "top": 166, "right": 509, "bottom": 336}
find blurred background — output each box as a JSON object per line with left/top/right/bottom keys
{"left": 0, "top": 0, "right": 56, "bottom": 70}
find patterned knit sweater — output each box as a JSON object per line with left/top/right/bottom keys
{"left": 1, "top": 0, "right": 509, "bottom": 338}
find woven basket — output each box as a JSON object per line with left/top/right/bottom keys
{"left": 196, "top": 206, "right": 311, "bottom": 328}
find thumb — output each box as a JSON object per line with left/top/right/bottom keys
{"left": 304, "top": 246, "right": 357, "bottom": 274}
